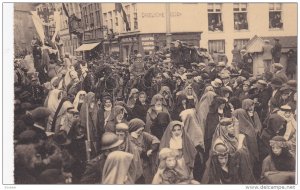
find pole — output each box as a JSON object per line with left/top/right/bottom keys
{"left": 165, "top": 3, "right": 172, "bottom": 49}
{"left": 85, "top": 105, "right": 91, "bottom": 161}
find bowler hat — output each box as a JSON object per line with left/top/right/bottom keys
{"left": 101, "top": 132, "right": 124, "bottom": 151}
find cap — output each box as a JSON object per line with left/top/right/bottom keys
{"left": 128, "top": 118, "right": 145, "bottom": 133}
{"left": 287, "top": 80, "right": 297, "bottom": 90}
{"left": 30, "top": 107, "right": 52, "bottom": 121}
{"left": 219, "top": 118, "right": 233, "bottom": 126}
{"left": 101, "top": 132, "right": 124, "bottom": 151}
{"left": 257, "top": 80, "right": 268, "bottom": 86}
{"left": 271, "top": 77, "right": 283, "bottom": 87}
{"left": 219, "top": 72, "right": 230, "bottom": 79}
{"left": 280, "top": 86, "right": 291, "bottom": 94}
{"left": 197, "top": 62, "right": 206, "bottom": 67}
{"left": 274, "top": 63, "right": 284, "bottom": 69}
{"left": 243, "top": 81, "right": 251, "bottom": 86}
{"left": 240, "top": 49, "right": 247, "bottom": 53}
{"left": 191, "top": 62, "right": 198, "bottom": 66}
{"left": 280, "top": 105, "right": 292, "bottom": 112}
{"left": 211, "top": 78, "right": 223, "bottom": 88}
{"left": 217, "top": 62, "right": 226, "bottom": 67}
{"left": 208, "top": 61, "right": 216, "bottom": 66}
{"left": 270, "top": 136, "right": 287, "bottom": 148}
{"left": 116, "top": 123, "right": 129, "bottom": 131}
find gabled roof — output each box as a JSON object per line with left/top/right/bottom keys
{"left": 245, "top": 35, "right": 297, "bottom": 53}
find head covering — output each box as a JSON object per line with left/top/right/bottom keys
{"left": 102, "top": 151, "right": 134, "bottom": 184}
{"left": 18, "top": 130, "right": 39, "bottom": 144}
{"left": 271, "top": 77, "right": 283, "bottom": 88}
{"left": 270, "top": 136, "right": 288, "bottom": 148}
{"left": 30, "top": 107, "right": 52, "bottom": 121}
{"left": 179, "top": 109, "right": 204, "bottom": 148}
{"left": 150, "top": 94, "right": 167, "bottom": 106}
{"left": 197, "top": 62, "right": 206, "bottom": 67}
{"left": 53, "top": 130, "right": 71, "bottom": 146}
{"left": 73, "top": 91, "right": 87, "bottom": 111}
{"left": 211, "top": 78, "right": 223, "bottom": 88}
{"left": 280, "top": 105, "right": 292, "bottom": 112}
{"left": 46, "top": 89, "right": 62, "bottom": 113}
{"left": 159, "top": 120, "right": 197, "bottom": 168}
{"left": 128, "top": 118, "right": 145, "bottom": 133}
{"left": 257, "top": 80, "right": 267, "bottom": 86}
{"left": 242, "top": 99, "right": 254, "bottom": 111}
{"left": 279, "top": 86, "right": 291, "bottom": 94}
{"left": 274, "top": 63, "right": 284, "bottom": 70}
{"left": 127, "top": 88, "right": 139, "bottom": 108}
{"left": 287, "top": 80, "right": 297, "bottom": 91}
{"left": 217, "top": 62, "right": 226, "bottom": 67}
{"left": 101, "top": 132, "right": 124, "bottom": 151}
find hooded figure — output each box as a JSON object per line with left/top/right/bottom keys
{"left": 127, "top": 88, "right": 139, "bottom": 109}
{"left": 102, "top": 151, "right": 134, "bottom": 184}
{"left": 44, "top": 89, "right": 62, "bottom": 131}
{"left": 145, "top": 94, "right": 170, "bottom": 133}
{"left": 73, "top": 91, "right": 87, "bottom": 112}
{"left": 196, "top": 91, "right": 217, "bottom": 135}
{"left": 172, "top": 93, "right": 189, "bottom": 120}
{"left": 131, "top": 92, "right": 149, "bottom": 122}
{"left": 105, "top": 105, "right": 128, "bottom": 133}
{"left": 151, "top": 112, "right": 171, "bottom": 140}
{"left": 233, "top": 99, "right": 262, "bottom": 167}
{"left": 159, "top": 121, "right": 197, "bottom": 174}
{"left": 79, "top": 92, "right": 100, "bottom": 156}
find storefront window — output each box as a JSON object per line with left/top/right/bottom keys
{"left": 233, "top": 3, "right": 248, "bottom": 31}
{"left": 269, "top": 3, "right": 283, "bottom": 29}
{"left": 208, "top": 40, "right": 225, "bottom": 54}
{"left": 208, "top": 3, "right": 223, "bottom": 32}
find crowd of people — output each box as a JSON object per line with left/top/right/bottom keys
{"left": 13, "top": 36, "right": 296, "bottom": 184}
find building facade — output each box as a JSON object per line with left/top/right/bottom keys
{"left": 14, "top": 3, "right": 37, "bottom": 57}
{"left": 101, "top": 3, "right": 297, "bottom": 63}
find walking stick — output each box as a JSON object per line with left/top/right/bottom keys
{"left": 85, "top": 105, "right": 91, "bottom": 161}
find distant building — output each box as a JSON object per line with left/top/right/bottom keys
{"left": 14, "top": 3, "right": 37, "bottom": 56}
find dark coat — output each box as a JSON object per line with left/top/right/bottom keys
{"left": 286, "top": 52, "right": 297, "bottom": 75}
{"left": 204, "top": 112, "right": 221, "bottom": 157}
{"left": 80, "top": 154, "right": 107, "bottom": 184}
{"left": 274, "top": 71, "right": 288, "bottom": 83}
{"left": 131, "top": 100, "right": 150, "bottom": 123}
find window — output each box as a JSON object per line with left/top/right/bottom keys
{"left": 108, "top": 11, "right": 113, "bottom": 29}
{"left": 234, "top": 39, "right": 249, "bottom": 50}
{"left": 208, "top": 40, "right": 225, "bottom": 54}
{"left": 89, "top": 12, "right": 94, "bottom": 28}
{"left": 208, "top": 3, "right": 223, "bottom": 32}
{"left": 233, "top": 3, "right": 248, "bottom": 30}
{"left": 114, "top": 10, "right": 118, "bottom": 26}
{"left": 133, "top": 3, "right": 138, "bottom": 30}
{"left": 269, "top": 3, "right": 283, "bottom": 29}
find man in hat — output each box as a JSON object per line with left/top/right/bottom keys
{"left": 270, "top": 77, "right": 283, "bottom": 99}
{"left": 219, "top": 72, "right": 232, "bottom": 88}
{"left": 231, "top": 44, "right": 242, "bottom": 65}
{"left": 29, "top": 107, "right": 52, "bottom": 141}
{"left": 262, "top": 40, "right": 273, "bottom": 73}
{"left": 272, "top": 38, "right": 282, "bottom": 63}
{"left": 255, "top": 80, "right": 272, "bottom": 121}
{"left": 208, "top": 61, "right": 218, "bottom": 81}
{"left": 286, "top": 49, "right": 297, "bottom": 79}
{"left": 81, "top": 132, "right": 124, "bottom": 184}
{"left": 270, "top": 86, "right": 292, "bottom": 110}
{"left": 273, "top": 63, "right": 288, "bottom": 83}
{"left": 210, "top": 78, "right": 223, "bottom": 95}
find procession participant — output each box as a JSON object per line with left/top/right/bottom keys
{"left": 210, "top": 118, "right": 257, "bottom": 184}
{"left": 127, "top": 88, "right": 139, "bottom": 109}
{"left": 80, "top": 132, "right": 124, "bottom": 184}
{"left": 28, "top": 107, "right": 52, "bottom": 141}
{"left": 59, "top": 107, "right": 78, "bottom": 134}
{"left": 52, "top": 100, "right": 74, "bottom": 134}
{"left": 261, "top": 136, "right": 295, "bottom": 184}
{"left": 130, "top": 53, "right": 145, "bottom": 77}
{"left": 102, "top": 151, "right": 135, "bottom": 184}
{"left": 79, "top": 92, "right": 100, "bottom": 157}
{"left": 262, "top": 40, "right": 273, "bottom": 73}
{"left": 131, "top": 91, "right": 150, "bottom": 122}
{"left": 204, "top": 97, "right": 226, "bottom": 160}
{"left": 273, "top": 63, "right": 288, "bottom": 83}
{"left": 159, "top": 121, "right": 197, "bottom": 178}
{"left": 151, "top": 112, "right": 171, "bottom": 140}
{"left": 219, "top": 86, "right": 234, "bottom": 118}
{"left": 72, "top": 91, "right": 87, "bottom": 112}
{"left": 255, "top": 80, "right": 272, "bottom": 121}
{"left": 272, "top": 38, "right": 282, "bottom": 63}
{"left": 172, "top": 93, "right": 188, "bottom": 120}
{"left": 270, "top": 86, "right": 292, "bottom": 110}
{"left": 270, "top": 77, "right": 283, "bottom": 99}
{"left": 44, "top": 89, "right": 62, "bottom": 130}
{"left": 207, "top": 61, "right": 218, "bottom": 81}
{"left": 238, "top": 81, "right": 251, "bottom": 102}
{"left": 145, "top": 94, "right": 171, "bottom": 133}
{"left": 286, "top": 49, "right": 297, "bottom": 79}
{"left": 159, "top": 85, "right": 175, "bottom": 112}
{"left": 128, "top": 118, "right": 160, "bottom": 184}
{"left": 115, "top": 123, "right": 143, "bottom": 183}
{"left": 104, "top": 105, "right": 128, "bottom": 133}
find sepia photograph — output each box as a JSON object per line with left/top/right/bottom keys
{"left": 2, "top": 1, "right": 298, "bottom": 187}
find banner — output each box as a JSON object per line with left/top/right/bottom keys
{"left": 51, "top": 11, "right": 61, "bottom": 42}
{"left": 31, "top": 11, "right": 45, "bottom": 45}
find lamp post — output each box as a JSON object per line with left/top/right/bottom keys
{"left": 165, "top": 3, "right": 172, "bottom": 49}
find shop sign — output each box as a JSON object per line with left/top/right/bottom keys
{"left": 143, "top": 46, "right": 154, "bottom": 50}
{"left": 142, "top": 41, "right": 155, "bottom": 46}
{"left": 141, "top": 36, "right": 155, "bottom": 41}
{"left": 141, "top": 12, "right": 182, "bottom": 18}
{"left": 121, "top": 37, "right": 138, "bottom": 43}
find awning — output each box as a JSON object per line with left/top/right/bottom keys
{"left": 75, "top": 42, "right": 100, "bottom": 52}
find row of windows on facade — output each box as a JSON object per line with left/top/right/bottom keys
{"left": 208, "top": 39, "right": 249, "bottom": 54}
{"left": 208, "top": 3, "right": 283, "bottom": 31}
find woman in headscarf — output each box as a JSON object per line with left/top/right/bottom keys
{"left": 145, "top": 94, "right": 171, "bottom": 133}
{"left": 44, "top": 89, "right": 62, "bottom": 131}
{"left": 172, "top": 93, "right": 189, "bottom": 120}
{"left": 261, "top": 136, "right": 295, "bottom": 184}
{"left": 196, "top": 90, "right": 217, "bottom": 136}
{"left": 104, "top": 105, "right": 128, "bottom": 133}
{"left": 182, "top": 85, "right": 198, "bottom": 109}
{"left": 159, "top": 121, "right": 197, "bottom": 178}
{"left": 79, "top": 92, "right": 100, "bottom": 157}
{"left": 209, "top": 118, "right": 257, "bottom": 184}
{"left": 128, "top": 118, "right": 160, "bottom": 184}
{"left": 179, "top": 108, "right": 205, "bottom": 181}
{"left": 219, "top": 86, "right": 234, "bottom": 118}
{"left": 102, "top": 151, "right": 134, "bottom": 184}
{"left": 115, "top": 123, "right": 143, "bottom": 183}
{"left": 233, "top": 99, "right": 262, "bottom": 178}
{"left": 127, "top": 88, "right": 139, "bottom": 109}
{"left": 150, "top": 112, "right": 171, "bottom": 140}
{"left": 52, "top": 99, "right": 73, "bottom": 134}
{"left": 73, "top": 91, "right": 87, "bottom": 112}
{"left": 159, "top": 85, "right": 175, "bottom": 112}
{"left": 204, "top": 96, "right": 226, "bottom": 161}
{"left": 131, "top": 91, "right": 149, "bottom": 123}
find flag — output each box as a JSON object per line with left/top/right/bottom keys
{"left": 115, "top": 3, "right": 130, "bottom": 31}
{"left": 31, "top": 11, "right": 45, "bottom": 45}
